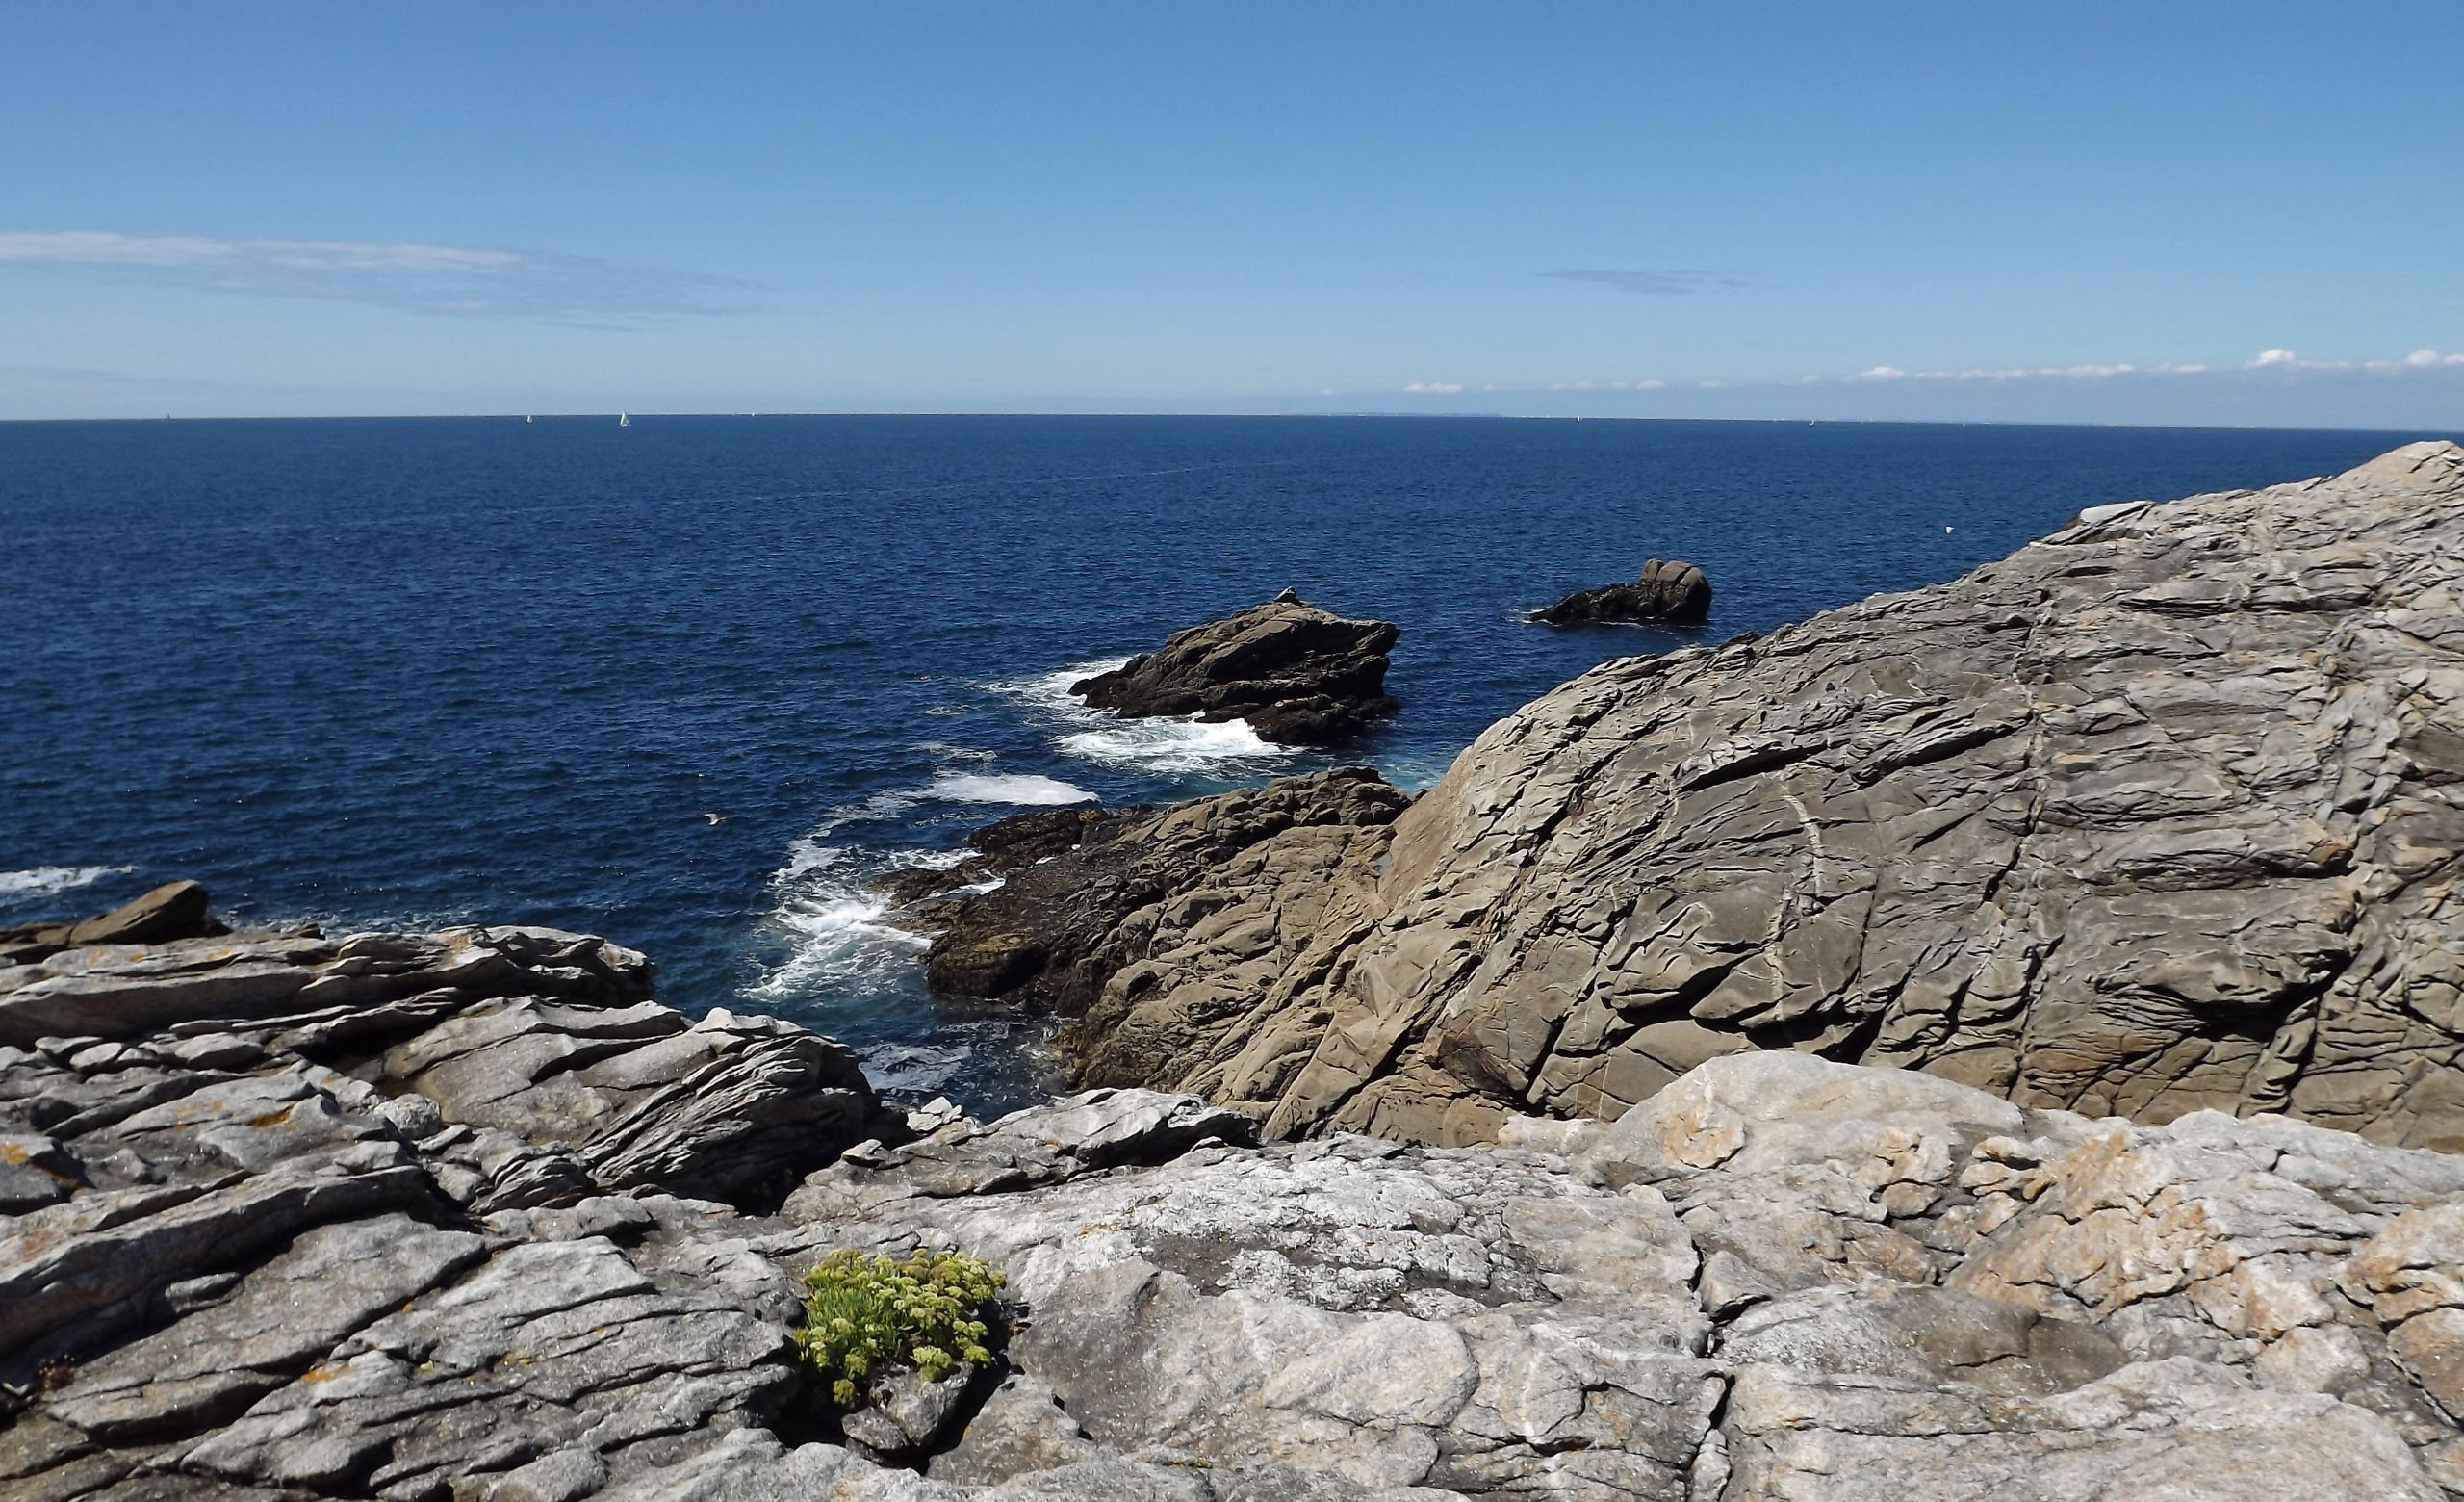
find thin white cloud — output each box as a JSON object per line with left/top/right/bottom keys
{"left": 2244, "top": 347, "right": 2464, "bottom": 374}
{"left": 1404, "top": 381, "right": 1464, "bottom": 394}
{"left": 1843, "top": 349, "right": 2463, "bottom": 385}
{"left": 0, "top": 230, "right": 747, "bottom": 322}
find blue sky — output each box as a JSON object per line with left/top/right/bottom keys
{"left": 4, "top": 2, "right": 2460, "bottom": 425}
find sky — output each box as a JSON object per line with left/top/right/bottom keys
{"left": 3, "top": 2, "right": 2461, "bottom": 427}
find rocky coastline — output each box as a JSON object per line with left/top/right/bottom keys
{"left": 906, "top": 441, "right": 2464, "bottom": 1151}
{"left": 8, "top": 441, "right": 2464, "bottom": 1499}
{"left": 7, "top": 894, "right": 2464, "bottom": 1499}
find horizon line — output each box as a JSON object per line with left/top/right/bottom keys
{"left": 4, "top": 410, "right": 2458, "bottom": 437}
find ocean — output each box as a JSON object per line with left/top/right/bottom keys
{"left": 3, "top": 415, "right": 2449, "bottom": 1111}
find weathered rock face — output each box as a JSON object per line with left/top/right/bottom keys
{"left": 1529, "top": 557, "right": 1712, "bottom": 626}
{"left": 773, "top": 1051, "right": 2464, "bottom": 1500}
{"left": 1070, "top": 594, "right": 1401, "bottom": 744}
{"left": 0, "top": 909, "right": 920, "bottom": 1501}
{"left": 5, "top": 898, "right": 2462, "bottom": 1498}
{"left": 916, "top": 442, "right": 2464, "bottom": 1152}
{"left": 904, "top": 770, "right": 1413, "bottom": 1096}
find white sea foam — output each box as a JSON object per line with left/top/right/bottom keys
{"left": 927, "top": 772, "right": 1096, "bottom": 806}
{"left": 750, "top": 886, "right": 932, "bottom": 1002}
{"left": 1056, "top": 714, "right": 1275, "bottom": 771}
{"left": 990, "top": 657, "right": 1295, "bottom": 776}
{"left": 0, "top": 865, "right": 133, "bottom": 901}
{"left": 754, "top": 756, "right": 1090, "bottom": 1003}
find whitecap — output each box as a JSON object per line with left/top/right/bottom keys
{"left": 0, "top": 865, "right": 133, "bottom": 901}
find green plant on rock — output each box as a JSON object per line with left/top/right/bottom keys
{"left": 794, "top": 1247, "right": 1006, "bottom": 1409}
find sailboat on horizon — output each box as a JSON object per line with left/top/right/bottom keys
{"left": 618, "top": 411, "right": 630, "bottom": 427}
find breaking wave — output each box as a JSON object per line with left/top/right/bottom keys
{"left": 0, "top": 865, "right": 133, "bottom": 902}
{"left": 990, "top": 659, "right": 1292, "bottom": 776}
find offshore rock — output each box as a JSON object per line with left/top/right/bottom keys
{"left": 1529, "top": 557, "right": 1711, "bottom": 626}
{"left": 4, "top": 893, "right": 2462, "bottom": 1498}
{"left": 1069, "top": 595, "right": 1400, "bottom": 745}
{"left": 925, "top": 441, "right": 2464, "bottom": 1151}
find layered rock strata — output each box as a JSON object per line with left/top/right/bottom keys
{"left": 1070, "top": 592, "right": 1401, "bottom": 744}
{"left": 914, "top": 442, "right": 2464, "bottom": 1151}
{"left": 1529, "top": 557, "right": 1712, "bottom": 626}
{"left": 5, "top": 908, "right": 2462, "bottom": 1499}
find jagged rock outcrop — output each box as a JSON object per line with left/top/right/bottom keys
{"left": 906, "top": 770, "right": 1411, "bottom": 1061}
{"left": 1070, "top": 593, "right": 1401, "bottom": 744}
{"left": 1529, "top": 557, "right": 1712, "bottom": 626}
{"left": 6, "top": 896, "right": 2463, "bottom": 1498}
{"left": 910, "top": 442, "right": 2464, "bottom": 1152}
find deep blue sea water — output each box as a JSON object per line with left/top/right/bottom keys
{"left": 4, "top": 416, "right": 2452, "bottom": 1110}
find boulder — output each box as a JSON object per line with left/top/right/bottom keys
{"left": 1069, "top": 595, "right": 1399, "bottom": 745}
{"left": 1529, "top": 557, "right": 1712, "bottom": 626}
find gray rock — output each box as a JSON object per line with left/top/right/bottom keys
{"left": 791, "top": 1089, "right": 1255, "bottom": 1217}
{"left": 1721, "top": 1358, "right": 2443, "bottom": 1501}
{"left": 0, "top": 923, "right": 654, "bottom": 1050}
{"left": 929, "top": 1374, "right": 1101, "bottom": 1486}
{"left": 893, "top": 767, "right": 1408, "bottom": 1038}
{"left": 43, "top": 1214, "right": 484, "bottom": 1440}
{"left": 178, "top": 1235, "right": 797, "bottom": 1496}
{"left": 840, "top": 1362, "right": 984, "bottom": 1462}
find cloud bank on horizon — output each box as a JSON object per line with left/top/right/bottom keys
{"left": 1401, "top": 348, "right": 2464, "bottom": 401}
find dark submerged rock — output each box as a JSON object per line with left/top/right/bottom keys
{"left": 1069, "top": 595, "right": 1400, "bottom": 745}
{"left": 1530, "top": 557, "right": 1712, "bottom": 626}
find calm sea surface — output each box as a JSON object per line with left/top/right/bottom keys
{"left": 3, "top": 416, "right": 2450, "bottom": 1109}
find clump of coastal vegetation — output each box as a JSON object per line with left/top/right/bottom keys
{"left": 794, "top": 1247, "right": 1006, "bottom": 1408}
